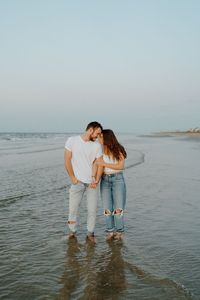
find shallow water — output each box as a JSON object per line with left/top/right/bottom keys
{"left": 0, "top": 133, "right": 200, "bottom": 299}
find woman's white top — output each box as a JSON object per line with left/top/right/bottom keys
{"left": 103, "top": 154, "right": 121, "bottom": 174}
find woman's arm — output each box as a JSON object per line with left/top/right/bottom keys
{"left": 97, "top": 160, "right": 124, "bottom": 170}
{"left": 96, "top": 154, "right": 125, "bottom": 171}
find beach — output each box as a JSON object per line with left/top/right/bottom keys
{"left": 0, "top": 133, "right": 200, "bottom": 299}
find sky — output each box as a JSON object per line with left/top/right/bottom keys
{"left": 0, "top": 0, "right": 200, "bottom": 133}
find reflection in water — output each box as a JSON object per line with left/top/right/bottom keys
{"left": 57, "top": 238, "right": 81, "bottom": 299}
{"left": 93, "top": 241, "right": 127, "bottom": 300}
{"left": 57, "top": 238, "right": 193, "bottom": 300}
{"left": 57, "top": 240, "right": 127, "bottom": 300}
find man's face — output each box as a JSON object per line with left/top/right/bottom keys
{"left": 98, "top": 133, "right": 103, "bottom": 145}
{"left": 89, "top": 127, "right": 102, "bottom": 141}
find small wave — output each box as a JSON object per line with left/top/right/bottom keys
{"left": 125, "top": 260, "right": 194, "bottom": 299}
{"left": 16, "top": 146, "right": 63, "bottom": 155}
{"left": 125, "top": 148, "right": 145, "bottom": 169}
{"left": 125, "top": 156, "right": 145, "bottom": 169}
{"left": 0, "top": 132, "right": 67, "bottom": 141}
{"left": 0, "top": 194, "right": 32, "bottom": 208}
{"left": 0, "top": 146, "right": 64, "bottom": 157}
{"left": 0, "top": 185, "right": 70, "bottom": 208}
{"left": 1, "top": 137, "right": 12, "bottom": 141}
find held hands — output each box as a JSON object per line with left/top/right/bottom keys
{"left": 71, "top": 176, "right": 98, "bottom": 188}
{"left": 89, "top": 176, "right": 98, "bottom": 189}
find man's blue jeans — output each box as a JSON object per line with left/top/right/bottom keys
{"left": 100, "top": 172, "right": 126, "bottom": 233}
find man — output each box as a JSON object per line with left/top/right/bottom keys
{"left": 64, "top": 121, "right": 103, "bottom": 243}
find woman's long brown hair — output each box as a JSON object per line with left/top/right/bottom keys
{"left": 102, "top": 129, "right": 127, "bottom": 161}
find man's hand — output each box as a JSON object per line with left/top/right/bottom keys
{"left": 89, "top": 176, "right": 98, "bottom": 188}
{"left": 71, "top": 176, "right": 79, "bottom": 185}
{"left": 89, "top": 182, "right": 97, "bottom": 189}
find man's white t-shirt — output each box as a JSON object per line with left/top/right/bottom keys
{"left": 65, "top": 135, "right": 102, "bottom": 183}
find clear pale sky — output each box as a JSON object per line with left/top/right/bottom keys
{"left": 0, "top": 1, "right": 200, "bottom": 133}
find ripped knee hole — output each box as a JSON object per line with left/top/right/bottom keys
{"left": 114, "top": 208, "right": 123, "bottom": 215}
{"left": 104, "top": 209, "right": 112, "bottom": 216}
{"left": 68, "top": 220, "right": 76, "bottom": 224}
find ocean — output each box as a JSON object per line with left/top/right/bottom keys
{"left": 0, "top": 132, "right": 200, "bottom": 300}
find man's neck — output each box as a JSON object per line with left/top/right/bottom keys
{"left": 81, "top": 132, "right": 90, "bottom": 142}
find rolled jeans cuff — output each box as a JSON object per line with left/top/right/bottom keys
{"left": 106, "top": 228, "right": 114, "bottom": 233}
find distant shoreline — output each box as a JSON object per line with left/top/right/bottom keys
{"left": 153, "top": 131, "right": 200, "bottom": 138}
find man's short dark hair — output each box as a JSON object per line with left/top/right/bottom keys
{"left": 86, "top": 121, "right": 103, "bottom": 131}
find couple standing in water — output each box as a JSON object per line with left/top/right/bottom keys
{"left": 64, "top": 121, "right": 127, "bottom": 243}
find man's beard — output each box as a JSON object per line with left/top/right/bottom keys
{"left": 89, "top": 136, "right": 96, "bottom": 142}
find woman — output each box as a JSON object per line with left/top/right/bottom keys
{"left": 95, "top": 129, "right": 127, "bottom": 241}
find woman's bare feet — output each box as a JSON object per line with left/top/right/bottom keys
{"left": 114, "top": 232, "right": 123, "bottom": 241}
{"left": 106, "top": 232, "right": 114, "bottom": 241}
{"left": 67, "top": 232, "right": 76, "bottom": 240}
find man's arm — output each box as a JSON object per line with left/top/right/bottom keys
{"left": 64, "top": 149, "right": 78, "bottom": 184}
{"left": 95, "top": 157, "right": 104, "bottom": 183}
{"left": 89, "top": 156, "right": 104, "bottom": 188}
{"left": 91, "top": 156, "right": 104, "bottom": 184}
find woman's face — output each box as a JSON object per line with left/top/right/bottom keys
{"left": 98, "top": 133, "right": 104, "bottom": 145}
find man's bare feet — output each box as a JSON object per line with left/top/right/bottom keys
{"left": 86, "top": 234, "right": 96, "bottom": 244}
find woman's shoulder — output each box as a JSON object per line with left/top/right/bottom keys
{"left": 103, "top": 153, "right": 118, "bottom": 163}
